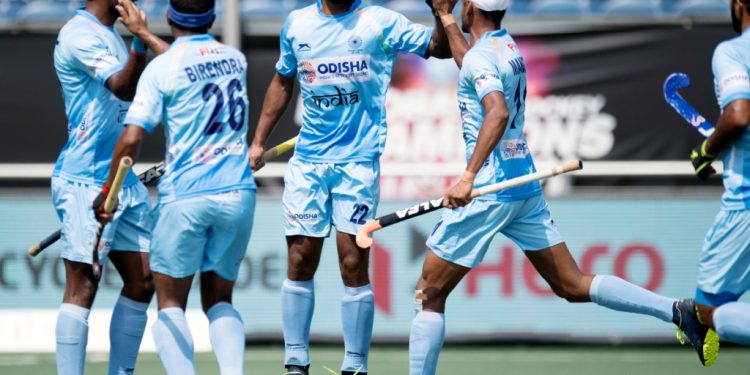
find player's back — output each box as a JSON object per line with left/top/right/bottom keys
{"left": 53, "top": 10, "right": 137, "bottom": 186}
{"left": 458, "top": 29, "right": 540, "bottom": 201}
{"left": 712, "top": 32, "right": 750, "bottom": 210}
{"left": 126, "top": 35, "right": 255, "bottom": 203}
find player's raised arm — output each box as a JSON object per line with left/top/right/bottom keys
{"left": 116, "top": 0, "right": 170, "bottom": 55}
{"left": 430, "top": 0, "right": 470, "bottom": 66}
{"left": 105, "top": 0, "right": 169, "bottom": 100}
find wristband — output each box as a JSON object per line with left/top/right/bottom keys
{"left": 131, "top": 37, "right": 147, "bottom": 55}
{"left": 101, "top": 184, "right": 111, "bottom": 197}
{"left": 460, "top": 171, "right": 476, "bottom": 184}
{"left": 440, "top": 13, "right": 456, "bottom": 27}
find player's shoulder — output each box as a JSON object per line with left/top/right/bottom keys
{"left": 283, "top": 5, "right": 318, "bottom": 32}
{"left": 714, "top": 35, "right": 747, "bottom": 60}
{"left": 57, "top": 15, "right": 102, "bottom": 48}
{"left": 358, "top": 4, "right": 409, "bottom": 23}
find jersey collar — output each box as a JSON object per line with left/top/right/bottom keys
{"left": 316, "top": 0, "right": 362, "bottom": 18}
{"left": 480, "top": 28, "right": 508, "bottom": 41}
{"left": 173, "top": 34, "right": 215, "bottom": 45}
{"left": 76, "top": 9, "right": 114, "bottom": 30}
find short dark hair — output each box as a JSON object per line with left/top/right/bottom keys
{"left": 479, "top": 9, "right": 506, "bottom": 24}
{"left": 169, "top": 0, "right": 215, "bottom": 33}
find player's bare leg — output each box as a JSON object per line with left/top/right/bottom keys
{"left": 526, "top": 242, "right": 718, "bottom": 366}
{"left": 201, "top": 271, "right": 245, "bottom": 375}
{"left": 62, "top": 260, "right": 99, "bottom": 308}
{"left": 523, "top": 243, "right": 593, "bottom": 302}
{"left": 409, "top": 251, "right": 470, "bottom": 375}
{"left": 336, "top": 232, "right": 373, "bottom": 375}
{"left": 108, "top": 250, "right": 153, "bottom": 374}
{"left": 283, "top": 236, "right": 324, "bottom": 374}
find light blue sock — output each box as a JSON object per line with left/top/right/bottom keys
{"left": 207, "top": 302, "right": 245, "bottom": 375}
{"left": 409, "top": 311, "right": 445, "bottom": 375}
{"left": 108, "top": 296, "right": 149, "bottom": 375}
{"left": 589, "top": 275, "right": 676, "bottom": 323}
{"left": 282, "top": 279, "right": 315, "bottom": 366}
{"left": 713, "top": 302, "right": 750, "bottom": 345}
{"left": 341, "top": 284, "right": 374, "bottom": 373}
{"left": 152, "top": 307, "right": 195, "bottom": 375}
{"left": 56, "top": 303, "right": 90, "bottom": 375}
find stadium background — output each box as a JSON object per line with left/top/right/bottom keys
{"left": 1, "top": 0, "right": 750, "bottom": 373}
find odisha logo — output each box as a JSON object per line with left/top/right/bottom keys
{"left": 316, "top": 60, "right": 369, "bottom": 75}
{"left": 288, "top": 211, "right": 319, "bottom": 223}
{"left": 301, "top": 61, "right": 316, "bottom": 83}
{"left": 348, "top": 35, "right": 363, "bottom": 51}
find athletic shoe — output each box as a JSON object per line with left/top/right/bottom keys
{"left": 673, "top": 299, "right": 719, "bottom": 367}
{"left": 284, "top": 364, "right": 310, "bottom": 375}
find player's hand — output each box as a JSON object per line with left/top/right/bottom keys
{"left": 690, "top": 140, "right": 717, "bottom": 181}
{"left": 431, "top": 0, "right": 458, "bottom": 14}
{"left": 92, "top": 190, "right": 114, "bottom": 224}
{"left": 443, "top": 179, "right": 474, "bottom": 209}
{"left": 116, "top": 0, "right": 148, "bottom": 37}
{"left": 249, "top": 143, "right": 266, "bottom": 172}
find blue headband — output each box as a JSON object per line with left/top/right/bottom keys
{"left": 167, "top": 3, "right": 214, "bottom": 28}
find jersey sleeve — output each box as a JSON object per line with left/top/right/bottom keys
{"left": 124, "top": 64, "right": 163, "bottom": 133}
{"left": 275, "top": 16, "right": 297, "bottom": 77}
{"left": 463, "top": 51, "right": 504, "bottom": 100}
{"left": 382, "top": 10, "right": 432, "bottom": 57}
{"left": 712, "top": 41, "right": 750, "bottom": 109}
{"left": 66, "top": 32, "right": 124, "bottom": 85}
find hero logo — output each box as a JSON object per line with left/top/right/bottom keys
{"left": 288, "top": 211, "right": 320, "bottom": 223}
{"left": 298, "top": 55, "right": 371, "bottom": 86}
{"left": 500, "top": 140, "right": 530, "bottom": 160}
{"left": 193, "top": 139, "right": 245, "bottom": 164}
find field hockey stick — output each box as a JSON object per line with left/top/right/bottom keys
{"left": 90, "top": 156, "right": 133, "bottom": 280}
{"left": 664, "top": 72, "right": 714, "bottom": 138}
{"left": 355, "top": 160, "right": 583, "bottom": 248}
{"left": 27, "top": 161, "right": 166, "bottom": 256}
{"left": 262, "top": 136, "right": 297, "bottom": 160}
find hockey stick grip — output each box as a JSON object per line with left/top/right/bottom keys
{"left": 103, "top": 157, "right": 133, "bottom": 213}
{"left": 262, "top": 136, "right": 298, "bottom": 161}
{"left": 27, "top": 230, "right": 62, "bottom": 256}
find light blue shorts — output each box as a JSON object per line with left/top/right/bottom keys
{"left": 150, "top": 189, "right": 255, "bottom": 280}
{"left": 427, "top": 195, "right": 564, "bottom": 268}
{"left": 283, "top": 156, "right": 379, "bottom": 237}
{"left": 51, "top": 177, "right": 152, "bottom": 266}
{"left": 696, "top": 209, "right": 750, "bottom": 297}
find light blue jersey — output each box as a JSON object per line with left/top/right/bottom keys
{"left": 712, "top": 29, "right": 750, "bottom": 210}
{"left": 53, "top": 9, "right": 138, "bottom": 186}
{"left": 457, "top": 29, "right": 540, "bottom": 201}
{"left": 276, "top": 0, "right": 432, "bottom": 163}
{"left": 125, "top": 35, "right": 255, "bottom": 203}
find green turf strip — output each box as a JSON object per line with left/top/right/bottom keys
{"left": 1, "top": 346, "right": 748, "bottom": 374}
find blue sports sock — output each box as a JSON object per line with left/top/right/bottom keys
{"left": 152, "top": 307, "right": 195, "bottom": 375}
{"left": 282, "top": 279, "right": 315, "bottom": 366}
{"left": 207, "top": 302, "right": 245, "bottom": 375}
{"left": 340, "top": 284, "right": 374, "bottom": 373}
{"left": 56, "top": 303, "right": 90, "bottom": 375}
{"left": 108, "top": 296, "right": 149, "bottom": 375}
{"left": 589, "top": 275, "right": 676, "bottom": 323}
{"left": 409, "top": 311, "right": 445, "bottom": 375}
{"left": 713, "top": 302, "right": 750, "bottom": 345}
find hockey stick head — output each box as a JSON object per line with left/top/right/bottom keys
{"left": 664, "top": 72, "right": 691, "bottom": 96}
{"left": 663, "top": 72, "right": 714, "bottom": 138}
{"left": 355, "top": 220, "right": 382, "bottom": 248}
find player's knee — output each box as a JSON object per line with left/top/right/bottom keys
{"left": 413, "top": 287, "right": 448, "bottom": 313}
{"left": 122, "top": 276, "right": 155, "bottom": 301}
{"left": 339, "top": 252, "right": 366, "bottom": 275}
